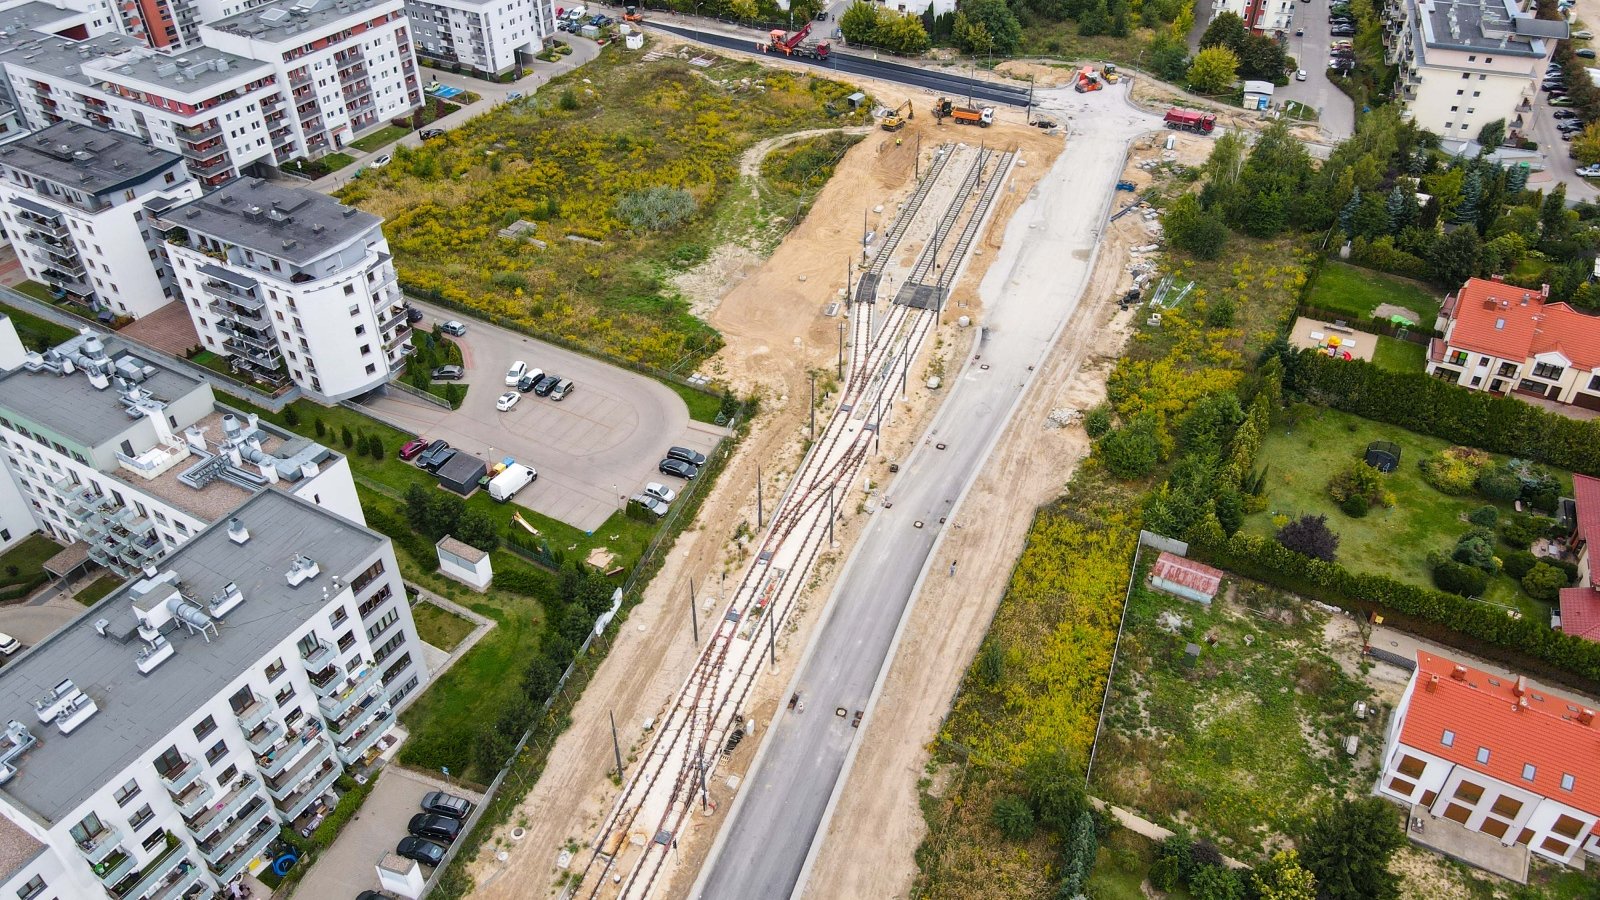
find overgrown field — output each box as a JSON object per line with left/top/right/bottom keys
{"left": 1091, "top": 576, "right": 1379, "bottom": 857}
{"left": 338, "top": 45, "right": 868, "bottom": 371}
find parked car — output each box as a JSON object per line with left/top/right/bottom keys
{"left": 370, "top": 153, "right": 392, "bottom": 168}
{"left": 1554, "top": 109, "right": 1581, "bottom": 119}
{"left": 396, "top": 837, "right": 447, "bottom": 867}
{"left": 0, "top": 634, "right": 21, "bottom": 656}
{"left": 1296, "top": 69, "right": 1307, "bottom": 81}
{"left": 440, "top": 320, "right": 467, "bottom": 336}
{"left": 419, "top": 128, "right": 445, "bottom": 140}
{"left": 659, "top": 458, "right": 699, "bottom": 480}
{"left": 496, "top": 391, "right": 520, "bottom": 411}
{"left": 516, "top": 369, "right": 546, "bottom": 392}
{"left": 644, "top": 482, "right": 677, "bottom": 503}
{"left": 406, "top": 306, "right": 424, "bottom": 323}
{"left": 508, "top": 90, "right": 524, "bottom": 100}
{"left": 399, "top": 437, "right": 429, "bottom": 460}
{"left": 1552, "top": 96, "right": 1576, "bottom": 106}
{"left": 428, "top": 447, "right": 459, "bottom": 470}
{"left": 1577, "top": 28, "right": 1594, "bottom": 37}
{"left": 666, "top": 446, "right": 707, "bottom": 467}
{"left": 409, "top": 814, "right": 463, "bottom": 844}
{"left": 1577, "top": 164, "right": 1600, "bottom": 177}
{"left": 1578, "top": 48, "right": 1596, "bottom": 59}
{"left": 421, "top": 791, "right": 475, "bottom": 820}
{"left": 551, "top": 378, "right": 574, "bottom": 401}
{"left": 430, "top": 365, "right": 464, "bottom": 381}
{"left": 1295, "top": 26, "right": 1304, "bottom": 35}
{"left": 533, "top": 374, "right": 559, "bottom": 396}
{"left": 631, "top": 494, "right": 669, "bottom": 517}
{"left": 417, "top": 440, "right": 452, "bottom": 470}
{"left": 505, "top": 360, "right": 527, "bottom": 385}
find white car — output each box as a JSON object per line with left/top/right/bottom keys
{"left": 1578, "top": 29, "right": 1595, "bottom": 38}
{"left": 505, "top": 361, "right": 527, "bottom": 385}
{"left": 632, "top": 495, "right": 669, "bottom": 517}
{"left": 644, "top": 482, "right": 677, "bottom": 504}
{"left": 370, "top": 153, "right": 392, "bottom": 168}
{"left": 496, "top": 391, "right": 520, "bottom": 411}
{"left": 1296, "top": 69, "right": 1307, "bottom": 81}
{"left": 1578, "top": 165, "right": 1600, "bottom": 178}
{"left": 0, "top": 634, "right": 20, "bottom": 656}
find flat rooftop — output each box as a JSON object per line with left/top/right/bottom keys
{"left": 0, "top": 28, "right": 263, "bottom": 98}
{"left": 170, "top": 178, "right": 380, "bottom": 265}
{"left": 81, "top": 45, "right": 270, "bottom": 96}
{"left": 0, "top": 1, "right": 93, "bottom": 36}
{"left": 0, "top": 489, "right": 384, "bottom": 824}
{"left": 0, "top": 31, "right": 148, "bottom": 87}
{"left": 0, "top": 122, "right": 183, "bottom": 196}
{"left": 207, "top": 0, "right": 399, "bottom": 44}
{"left": 1415, "top": 0, "right": 1549, "bottom": 57}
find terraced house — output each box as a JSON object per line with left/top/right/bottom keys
{"left": 0, "top": 488, "right": 427, "bottom": 900}
{"left": 1426, "top": 276, "right": 1600, "bottom": 411}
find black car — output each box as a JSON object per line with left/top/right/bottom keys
{"left": 406, "top": 306, "right": 424, "bottom": 323}
{"left": 396, "top": 837, "right": 447, "bottom": 867}
{"left": 430, "top": 365, "right": 464, "bottom": 381}
{"left": 517, "top": 374, "right": 540, "bottom": 392}
{"left": 533, "top": 374, "right": 560, "bottom": 396}
{"left": 421, "top": 790, "right": 475, "bottom": 820}
{"left": 409, "top": 813, "right": 463, "bottom": 844}
{"left": 659, "top": 458, "right": 699, "bottom": 480}
{"left": 417, "top": 440, "right": 452, "bottom": 470}
{"left": 419, "top": 128, "right": 445, "bottom": 140}
{"left": 357, "top": 893, "right": 394, "bottom": 900}
{"left": 428, "top": 448, "right": 459, "bottom": 471}
{"left": 666, "top": 446, "right": 707, "bottom": 466}
{"left": 1555, "top": 110, "right": 1582, "bottom": 119}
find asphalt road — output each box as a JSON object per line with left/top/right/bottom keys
{"left": 1276, "top": 0, "right": 1357, "bottom": 139}
{"left": 693, "top": 90, "right": 1158, "bottom": 900}
{"left": 1527, "top": 77, "right": 1600, "bottom": 202}
{"left": 354, "top": 299, "right": 723, "bottom": 532}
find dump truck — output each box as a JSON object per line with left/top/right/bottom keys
{"left": 488, "top": 463, "right": 537, "bottom": 502}
{"left": 880, "top": 99, "right": 913, "bottom": 131}
{"left": 1074, "top": 65, "right": 1102, "bottom": 92}
{"left": 758, "top": 22, "right": 829, "bottom": 58}
{"left": 932, "top": 97, "right": 993, "bottom": 127}
{"left": 1163, "top": 107, "right": 1217, "bottom": 133}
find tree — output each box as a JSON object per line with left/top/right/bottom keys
{"left": 951, "top": 11, "right": 993, "bottom": 53}
{"left": 1385, "top": 184, "right": 1417, "bottom": 233}
{"left": 455, "top": 508, "right": 500, "bottom": 552}
{"left": 1455, "top": 169, "right": 1481, "bottom": 224}
{"left": 1163, "top": 194, "right": 1229, "bottom": 259}
{"left": 1476, "top": 118, "right": 1507, "bottom": 153}
{"left": 1023, "top": 748, "right": 1088, "bottom": 833}
{"left": 1523, "top": 562, "right": 1569, "bottom": 602}
{"left": 1078, "top": 0, "right": 1112, "bottom": 35}
{"left": 1427, "top": 226, "right": 1480, "bottom": 286}
{"left": 1237, "top": 33, "right": 1286, "bottom": 81}
{"left": 840, "top": 1, "right": 882, "bottom": 43}
{"left": 1572, "top": 122, "right": 1600, "bottom": 166}
{"left": 339, "top": 424, "right": 354, "bottom": 449}
{"left": 1276, "top": 513, "right": 1339, "bottom": 562}
{"left": 1338, "top": 188, "right": 1361, "bottom": 236}
{"left": 959, "top": 0, "right": 1020, "bottom": 53}
{"left": 425, "top": 492, "right": 464, "bottom": 539}
{"left": 1187, "top": 46, "right": 1239, "bottom": 94}
{"left": 1506, "top": 162, "right": 1529, "bottom": 194}
{"left": 726, "top": 0, "right": 758, "bottom": 18}
{"left": 1452, "top": 528, "right": 1498, "bottom": 572}
{"left": 282, "top": 406, "right": 300, "bottom": 427}
{"left": 403, "top": 482, "right": 432, "bottom": 535}
{"left": 1190, "top": 865, "right": 1246, "bottom": 900}
{"left": 1199, "top": 10, "right": 1246, "bottom": 50}
{"left": 1150, "top": 43, "right": 1190, "bottom": 81}
{"left": 991, "top": 794, "right": 1035, "bottom": 841}
{"left": 1301, "top": 798, "right": 1404, "bottom": 900}
{"left": 877, "top": 11, "right": 930, "bottom": 53}
{"left": 1251, "top": 849, "right": 1317, "bottom": 900}
{"left": 1098, "top": 421, "right": 1160, "bottom": 479}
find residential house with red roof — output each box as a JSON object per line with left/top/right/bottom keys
{"left": 1376, "top": 651, "right": 1600, "bottom": 866}
{"left": 1557, "top": 473, "right": 1600, "bottom": 642}
{"left": 1426, "top": 277, "right": 1600, "bottom": 412}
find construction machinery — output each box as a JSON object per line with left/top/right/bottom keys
{"left": 758, "top": 22, "right": 830, "bottom": 58}
{"left": 932, "top": 97, "right": 993, "bottom": 127}
{"left": 1163, "top": 107, "right": 1217, "bottom": 133}
{"left": 880, "top": 99, "right": 913, "bottom": 131}
{"left": 1074, "top": 65, "right": 1102, "bottom": 92}
{"left": 623, "top": 3, "right": 642, "bottom": 21}
{"left": 1102, "top": 63, "right": 1120, "bottom": 83}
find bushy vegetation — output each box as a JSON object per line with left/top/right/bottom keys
{"left": 839, "top": 0, "right": 930, "bottom": 53}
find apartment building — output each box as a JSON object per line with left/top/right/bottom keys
{"left": 0, "top": 317, "right": 34, "bottom": 556}
{"left": 0, "top": 486, "right": 428, "bottom": 900}
{"left": 0, "top": 322, "right": 362, "bottom": 576}
{"left": 202, "top": 0, "right": 422, "bottom": 155}
{"left": 1376, "top": 651, "right": 1600, "bottom": 866}
{"left": 1425, "top": 276, "right": 1600, "bottom": 410}
{"left": 1209, "top": 0, "right": 1293, "bottom": 35}
{"left": 161, "top": 178, "right": 408, "bottom": 400}
{"left": 0, "top": 122, "right": 199, "bottom": 318}
{"left": 406, "top": 0, "right": 551, "bottom": 77}
{"left": 1386, "top": 0, "right": 1567, "bottom": 138}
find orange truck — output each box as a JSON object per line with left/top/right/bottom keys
{"left": 932, "top": 97, "right": 994, "bottom": 127}
{"left": 1074, "top": 65, "right": 1102, "bottom": 93}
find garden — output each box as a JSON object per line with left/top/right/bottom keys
{"left": 0, "top": 533, "right": 61, "bottom": 603}
{"left": 333, "top": 45, "right": 869, "bottom": 373}
{"left": 1304, "top": 261, "right": 1441, "bottom": 328}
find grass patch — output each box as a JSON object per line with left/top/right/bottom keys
{"left": 11, "top": 281, "right": 57, "bottom": 304}
{"left": 412, "top": 600, "right": 476, "bottom": 652}
{"left": 0, "top": 534, "right": 62, "bottom": 583}
{"left": 1306, "top": 260, "right": 1440, "bottom": 326}
{"left": 1243, "top": 405, "right": 1571, "bottom": 619}
{"left": 1015, "top": 23, "right": 1159, "bottom": 66}
{"left": 350, "top": 125, "right": 411, "bottom": 153}
{"left": 74, "top": 575, "right": 122, "bottom": 607}
{"left": 1092, "top": 576, "right": 1380, "bottom": 857}
{"left": 1086, "top": 829, "right": 1190, "bottom": 900}
{"left": 188, "top": 349, "right": 236, "bottom": 378}
{"left": 1371, "top": 335, "right": 1426, "bottom": 373}
{"left": 666, "top": 380, "right": 726, "bottom": 424}
{"left": 0, "top": 296, "right": 78, "bottom": 350}
{"left": 282, "top": 153, "right": 357, "bottom": 180}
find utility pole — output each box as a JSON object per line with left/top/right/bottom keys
{"left": 828, "top": 485, "right": 835, "bottom": 546}
{"left": 696, "top": 751, "right": 709, "bottom": 812}
{"left": 862, "top": 208, "right": 869, "bottom": 263}
{"left": 689, "top": 576, "right": 699, "bottom": 645}
{"left": 756, "top": 466, "right": 764, "bottom": 529}
{"left": 768, "top": 604, "right": 777, "bottom": 666}
{"left": 809, "top": 371, "right": 816, "bottom": 442}
{"left": 845, "top": 258, "right": 853, "bottom": 306}
{"left": 1027, "top": 74, "right": 1035, "bottom": 125}
{"left": 837, "top": 321, "right": 845, "bottom": 379}
{"left": 609, "top": 711, "right": 624, "bottom": 780}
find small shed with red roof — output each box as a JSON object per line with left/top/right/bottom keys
{"left": 1148, "top": 551, "right": 1224, "bottom": 605}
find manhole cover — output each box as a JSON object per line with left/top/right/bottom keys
{"left": 914, "top": 521, "right": 924, "bottom": 529}
{"left": 511, "top": 827, "right": 526, "bottom": 841}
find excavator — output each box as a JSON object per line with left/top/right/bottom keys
{"left": 880, "top": 99, "right": 913, "bottom": 131}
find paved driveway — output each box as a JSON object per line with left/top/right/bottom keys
{"left": 355, "top": 299, "right": 723, "bottom": 532}
{"left": 1527, "top": 87, "right": 1600, "bottom": 202}
{"left": 0, "top": 594, "right": 80, "bottom": 648}
{"left": 290, "top": 765, "right": 482, "bottom": 900}
{"left": 1277, "top": 0, "right": 1357, "bottom": 140}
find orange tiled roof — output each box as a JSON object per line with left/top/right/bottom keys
{"left": 1149, "top": 551, "right": 1223, "bottom": 598}
{"left": 1575, "top": 474, "right": 1600, "bottom": 584}
{"left": 1446, "top": 278, "right": 1600, "bottom": 370}
{"left": 1560, "top": 588, "right": 1600, "bottom": 643}
{"left": 1398, "top": 652, "right": 1600, "bottom": 816}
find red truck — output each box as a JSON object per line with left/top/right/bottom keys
{"left": 758, "top": 22, "right": 830, "bottom": 58}
{"left": 1164, "top": 108, "right": 1217, "bottom": 134}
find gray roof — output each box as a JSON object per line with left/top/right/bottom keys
{"left": 0, "top": 331, "right": 204, "bottom": 448}
{"left": 0, "top": 122, "right": 184, "bottom": 197}
{"left": 0, "top": 489, "right": 384, "bottom": 824}
{"left": 0, "top": 1, "right": 93, "bottom": 36}
{"left": 0, "top": 28, "right": 263, "bottom": 98}
{"left": 0, "top": 32, "right": 148, "bottom": 88}
{"left": 81, "top": 45, "right": 270, "bottom": 95}
{"left": 170, "top": 178, "right": 381, "bottom": 266}
{"left": 1415, "top": 0, "right": 1548, "bottom": 57}
{"left": 207, "top": 0, "right": 398, "bottom": 44}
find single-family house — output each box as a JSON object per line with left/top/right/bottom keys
{"left": 1426, "top": 277, "right": 1600, "bottom": 411}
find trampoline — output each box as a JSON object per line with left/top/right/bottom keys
{"left": 1365, "top": 441, "right": 1401, "bottom": 473}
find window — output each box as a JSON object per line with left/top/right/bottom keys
{"left": 337, "top": 631, "right": 356, "bottom": 652}
{"left": 366, "top": 363, "right": 377, "bottom": 374}
{"left": 1522, "top": 763, "right": 1537, "bottom": 782}
{"left": 1476, "top": 746, "right": 1491, "bottom": 764}
{"left": 228, "top": 686, "right": 255, "bottom": 715}
{"left": 374, "top": 631, "right": 406, "bottom": 663}
{"left": 113, "top": 778, "right": 141, "bottom": 807}
{"left": 329, "top": 607, "right": 349, "bottom": 628}
{"left": 284, "top": 707, "right": 304, "bottom": 727}
{"left": 1450, "top": 105, "right": 1459, "bottom": 112}
{"left": 69, "top": 812, "right": 105, "bottom": 845}
{"left": 1532, "top": 362, "right": 1564, "bottom": 380}
{"left": 193, "top": 715, "right": 217, "bottom": 741}
{"left": 381, "top": 651, "right": 413, "bottom": 684}
{"left": 265, "top": 658, "right": 286, "bottom": 681}
{"left": 205, "top": 739, "right": 227, "bottom": 765}
{"left": 1449, "top": 350, "right": 1468, "bottom": 366}
{"left": 153, "top": 746, "right": 185, "bottom": 778}
{"left": 1561, "top": 772, "right": 1576, "bottom": 791}
{"left": 127, "top": 804, "right": 154, "bottom": 831}
{"left": 352, "top": 560, "right": 386, "bottom": 593}
{"left": 1397, "top": 755, "right": 1426, "bottom": 778}
{"left": 15, "top": 875, "right": 45, "bottom": 900}
{"left": 1441, "top": 729, "right": 1455, "bottom": 747}
{"left": 1454, "top": 780, "right": 1485, "bottom": 804}
{"left": 140, "top": 828, "right": 167, "bottom": 852}
{"left": 275, "top": 684, "right": 295, "bottom": 706}
{"left": 1553, "top": 814, "right": 1585, "bottom": 838}
{"left": 354, "top": 324, "right": 366, "bottom": 336}
{"left": 367, "top": 609, "right": 399, "bottom": 640}
{"left": 348, "top": 304, "right": 360, "bottom": 316}
{"left": 360, "top": 344, "right": 372, "bottom": 356}
{"left": 1491, "top": 794, "right": 1523, "bottom": 818}
{"left": 298, "top": 632, "right": 324, "bottom": 658}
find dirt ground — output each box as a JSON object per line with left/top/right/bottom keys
{"left": 1128, "top": 76, "right": 1324, "bottom": 145}
{"left": 464, "top": 56, "right": 1067, "bottom": 899}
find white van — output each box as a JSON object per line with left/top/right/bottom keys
{"left": 488, "top": 463, "right": 537, "bottom": 502}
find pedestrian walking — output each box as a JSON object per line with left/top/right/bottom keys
{"left": 949, "top": 560, "right": 957, "bottom": 576}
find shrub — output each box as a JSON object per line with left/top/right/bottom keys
{"left": 1326, "top": 459, "right": 1392, "bottom": 510}
{"left": 1467, "top": 506, "right": 1499, "bottom": 528}
{"left": 283, "top": 405, "right": 301, "bottom": 427}
{"left": 1433, "top": 558, "right": 1488, "bottom": 596}
{"left": 1452, "top": 527, "right": 1499, "bottom": 572}
{"left": 1190, "top": 864, "right": 1247, "bottom": 900}
{"left": 1084, "top": 404, "right": 1113, "bottom": 439}
{"left": 1277, "top": 514, "right": 1339, "bottom": 562}
{"left": 1523, "top": 563, "right": 1568, "bottom": 602}
{"left": 615, "top": 186, "right": 698, "bottom": 233}
{"left": 1418, "top": 446, "right": 1492, "bottom": 495}
{"left": 1097, "top": 422, "right": 1160, "bottom": 479}
{"left": 1476, "top": 467, "right": 1522, "bottom": 503}
{"left": 1500, "top": 513, "right": 1554, "bottom": 550}
{"left": 991, "top": 794, "right": 1035, "bottom": 841}
{"left": 1149, "top": 856, "right": 1182, "bottom": 892}
{"left": 1501, "top": 549, "right": 1539, "bottom": 579}
{"left": 1339, "top": 494, "right": 1370, "bottom": 517}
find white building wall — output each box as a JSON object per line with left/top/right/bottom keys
{"left": 407, "top": 0, "right": 548, "bottom": 74}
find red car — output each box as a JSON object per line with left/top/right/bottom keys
{"left": 399, "top": 437, "right": 429, "bottom": 460}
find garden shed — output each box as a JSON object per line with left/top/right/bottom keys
{"left": 437, "top": 453, "right": 488, "bottom": 496}
{"left": 1149, "top": 551, "right": 1224, "bottom": 605}
{"left": 1364, "top": 441, "right": 1401, "bottom": 473}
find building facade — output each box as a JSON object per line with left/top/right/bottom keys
{"left": 0, "top": 122, "right": 199, "bottom": 318}
{"left": 1376, "top": 651, "right": 1600, "bottom": 866}
{"left": 406, "top": 0, "right": 550, "bottom": 76}
{"left": 1209, "top": 0, "right": 1293, "bottom": 36}
{"left": 160, "top": 178, "right": 409, "bottom": 401}
{"left": 1386, "top": 0, "right": 1565, "bottom": 138}
{"left": 1425, "top": 276, "right": 1600, "bottom": 410}
{"left": 0, "top": 487, "right": 428, "bottom": 900}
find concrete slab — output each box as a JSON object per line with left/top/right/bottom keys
{"left": 1407, "top": 803, "right": 1531, "bottom": 884}
{"left": 0, "top": 596, "right": 82, "bottom": 647}
{"left": 1288, "top": 316, "right": 1377, "bottom": 363}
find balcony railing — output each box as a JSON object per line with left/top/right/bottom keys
{"left": 328, "top": 695, "right": 388, "bottom": 742}
{"left": 199, "top": 797, "right": 268, "bottom": 862}
{"left": 172, "top": 779, "right": 215, "bottom": 818}
{"left": 308, "top": 663, "right": 346, "bottom": 699}
{"left": 112, "top": 834, "right": 184, "bottom": 900}
{"left": 318, "top": 664, "right": 380, "bottom": 720}
{"left": 266, "top": 739, "right": 333, "bottom": 799}
{"left": 175, "top": 122, "right": 221, "bottom": 142}
{"left": 76, "top": 826, "right": 123, "bottom": 865}
{"left": 206, "top": 817, "right": 275, "bottom": 884}
{"left": 15, "top": 208, "right": 65, "bottom": 233}
{"left": 20, "top": 229, "right": 68, "bottom": 253}
{"left": 207, "top": 300, "right": 265, "bottom": 325}
{"left": 234, "top": 694, "right": 272, "bottom": 732}
{"left": 301, "top": 641, "right": 335, "bottom": 671}
{"left": 146, "top": 853, "right": 205, "bottom": 900}
{"left": 280, "top": 760, "right": 340, "bottom": 822}
{"left": 243, "top": 717, "right": 285, "bottom": 754}
{"left": 93, "top": 847, "right": 136, "bottom": 886}
{"left": 222, "top": 338, "right": 282, "bottom": 369}
{"left": 159, "top": 756, "right": 202, "bottom": 794}
{"left": 336, "top": 709, "right": 392, "bottom": 766}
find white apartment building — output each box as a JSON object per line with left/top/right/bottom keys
{"left": 1376, "top": 651, "right": 1600, "bottom": 867}
{"left": 0, "top": 487, "right": 428, "bottom": 900}
{"left": 406, "top": 0, "right": 551, "bottom": 77}
{"left": 1387, "top": 0, "right": 1567, "bottom": 138}
{"left": 202, "top": 0, "right": 422, "bottom": 154}
{"left": 1209, "top": 0, "right": 1293, "bottom": 36}
{"left": 0, "top": 317, "right": 34, "bottom": 556}
{"left": 0, "top": 323, "right": 362, "bottom": 575}
{"left": 0, "top": 122, "right": 198, "bottom": 318}
{"left": 162, "top": 178, "right": 409, "bottom": 401}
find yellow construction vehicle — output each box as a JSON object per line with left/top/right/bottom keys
{"left": 880, "top": 99, "right": 913, "bottom": 131}
{"left": 1102, "top": 63, "right": 1120, "bottom": 83}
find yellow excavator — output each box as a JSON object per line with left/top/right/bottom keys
{"left": 880, "top": 99, "right": 913, "bottom": 132}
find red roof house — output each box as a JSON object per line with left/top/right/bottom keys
{"left": 1427, "top": 278, "right": 1600, "bottom": 410}
{"left": 1148, "top": 551, "right": 1223, "bottom": 604}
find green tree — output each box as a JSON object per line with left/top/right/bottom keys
{"left": 1199, "top": 10, "right": 1246, "bottom": 49}
{"left": 1187, "top": 46, "right": 1239, "bottom": 94}
{"left": 839, "top": 1, "right": 881, "bottom": 44}
{"left": 1523, "top": 562, "right": 1569, "bottom": 602}
{"left": 313, "top": 417, "right": 326, "bottom": 438}
{"left": 1098, "top": 421, "right": 1160, "bottom": 479}
{"left": 455, "top": 508, "right": 500, "bottom": 552}
{"left": 403, "top": 482, "right": 432, "bottom": 535}
{"left": 1301, "top": 798, "right": 1405, "bottom": 900}
{"left": 951, "top": 11, "right": 993, "bottom": 53}
{"left": 1190, "top": 865, "right": 1246, "bottom": 900}
{"left": 1455, "top": 169, "right": 1481, "bottom": 224}
{"left": 426, "top": 492, "right": 465, "bottom": 539}
{"left": 1023, "top": 747, "right": 1087, "bottom": 833}
{"left": 1237, "top": 33, "right": 1286, "bottom": 80}
{"left": 444, "top": 382, "right": 465, "bottom": 407}
{"left": 991, "top": 795, "right": 1035, "bottom": 841}
{"left": 877, "top": 12, "right": 930, "bottom": 53}
{"left": 1078, "top": 0, "right": 1112, "bottom": 35}
{"left": 1427, "top": 226, "right": 1481, "bottom": 286}
{"left": 1477, "top": 118, "right": 1507, "bottom": 152}
{"left": 1251, "top": 849, "right": 1318, "bottom": 900}
{"left": 1149, "top": 43, "right": 1190, "bottom": 81}
{"left": 1163, "top": 193, "right": 1229, "bottom": 259}
{"left": 960, "top": 0, "right": 1020, "bottom": 53}
{"left": 283, "top": 405, "right": 301, "bottom": 427}
{"left": 339, "top": 424, "right": 354, "bottom": 449}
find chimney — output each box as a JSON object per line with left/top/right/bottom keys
{"left": 227, "top": 517, "right": 249, "bottom": 544}
{"left": 1541, "top": 283, "right": 1551, "bottom": 299}
{"left": 1513, "top": 675, "right": 1527, "bottom": 696}
{"left": 1517, "top": 696, "right": 1529, "bottom": 712}
{"left": 1581, "top": 708, "right": 1595, "bottom": 726}
{"left": 1451, "top": 665, "right": 1467, "bottom": 681}
{"left": 1426, "top": 674, "right": 1439, "bottom": 693}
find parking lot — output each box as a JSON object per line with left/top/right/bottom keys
{"left": 356, "top": 300, "right": 727, "bottom": 532}
{"left": 288, "top": 764, "right": 482, "bottom": 900}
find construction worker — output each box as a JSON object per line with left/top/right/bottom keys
{"left": 895, "top": 136, "right": 902, "bottom": 146}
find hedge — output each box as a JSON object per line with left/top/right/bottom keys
{"left": 1288, "top": 350, "right": 1600, "bottom": 476}
{"left": 0, "top": 574, "right": 49, "bottom": 603}
{"left": 1190, "top": 529, "right": 1600, "bottom": 693}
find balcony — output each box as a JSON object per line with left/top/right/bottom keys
{"left": 243, "top": 717, "right": 285, "bottom": 754}
{"left": 201, "top": 279, "right": 263, "bottom": 308}
{"left": 160, "top": 756, "right": 202, "bottom": 794}
{"left": 265, "top": 738, "right": 333, "bottom": 799}
{"left": 175, "top": 121, "right": 221, "bottom": 142}
{"left": 15, "top": 208, "right": 65, "bottom": 234}
{"left": 318, "top": 664, "right": 380, "bottom": 720}
{"left": 113, "top": 834, "right": 186, "bottom": 900}
{"left": 178, "top": 138, "right": 225, "bottom": 162}
{"left": 146, "top": 853, "right": 206, "bottom": 900}
{"left": 300, "top": 640, "right": 335, "bottom": 672}
{"left": 20, "top": 229, "right": 68, "bottom": 254}
{"left": 189, "top": 155, "right": 234, "bottom": 177}
{"left": 222, "top": 338, "right": 282, "bottom": 369}
{"left": 307, "top": 662, "right": 346, "bottom": 699}
{"left": 207, "top": 300, "right": 264, "bottom": 326}
{"left": 336, "top": 709, "right": 392, "bottom": 767}
{"left": 376, "top": 304, "right": 407, "bottom": 332}
{"left": 199, "top": 797, "right": 268, "bottom": 862}
{"left": 41, "top": 251, "right": 86, "bottom": 276}
{"left": 289, "top": 70, "right": 313, "bottom": 88}
{"left": 217, "top": 322, "right": 277, "bottom": 353}
{"left": 234, "top": 694, "right": 272, "bottom": 732}
{"left": 328, "top": 695, "right": 388, "bottom": 743}
{"left": 206, "top": 816, "right": 274, "bottom": 884}
{"left": 92, "top": 847, "right": 137, "bottom": 886}
{"left": 188, "top": 771, "right": 264, "bottom": 832}
{"left": 76, "top": 826, "right": 123, "bottom": 865}
{"left": 279, "top": 760, "right": 340, "bottom": 822}
{"left": 382, "top": 325, "right": 413, "bottom": 352}
{"left": 172, "top": 779, "right": 215, "bottom": 818}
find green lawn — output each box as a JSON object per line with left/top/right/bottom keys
{"left": 350, "top": 125, "right": 410, "bottom": 153}
{"left": 281, "top": 153, "right": 356, "bottom": 180}
{"left": 0, "top": 534, "right": 60, "bottom": 582}
{"left": 0, "top": 297, "right": 77, "bottom": 350}
{"left": 189, "top": 350, "right": 234, "bottom": 377}
{"left": 412, "top": 600, "right": 475, "bottom": 651}
{"left": 11, "top": 281, "right": 57, "bottom": 304}
{"left": 1244, "top": 406, "right": 1572, "bottom": 619}
{"left": 74, "top": 575, "right": 123, "bottom": 607}
{"left": 1306, "top": 261, "right": 1441, "bottom": 327}
{"left": 667, "top": 381, "right": 727, "bottom": 424}
{"left": 1372, "top": 335, "right": 1426, "bottom": 373}
{"left": 1086, "top": 830, "right": 1191, "bottom": 900}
